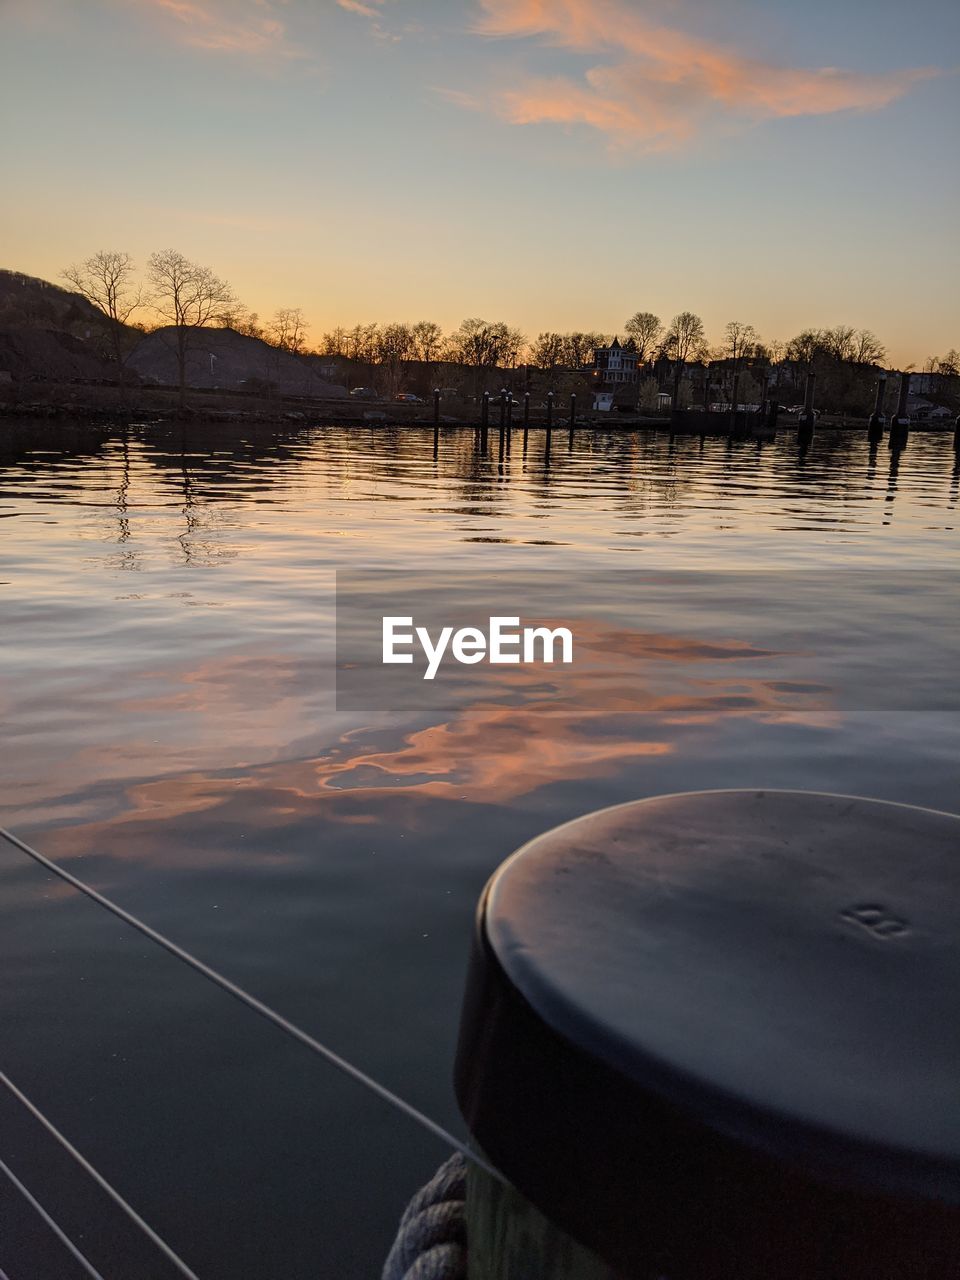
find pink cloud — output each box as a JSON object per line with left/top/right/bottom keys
{"left": 335, "top": 0, "right": 383, "bottom": 15}
{"left": 470, "top": 0, "right": 937, "bottom": 150}
{"left": 128, "top": 0, "right": 303, "bottom": 58}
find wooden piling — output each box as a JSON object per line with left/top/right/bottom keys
{"left": 891, "top": 372, "right": 911, "bottom": 442}
{"left": 799, "top": 371, "right": 816, "bottom": 437}
{"left": 868, "top": 375, "right": 887, "bottom": 441}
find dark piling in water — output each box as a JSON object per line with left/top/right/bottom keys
{"left": 798, "top": 371, "right": 816, "bottom": 442}
{"left": 480, "top": 392, "right": 489, "bottom": 450}
{"left": 890, "top": 372, "right": 911, "bottom": 447}
{"left": 868, "top": 374, "right": 887, "bottom": 443}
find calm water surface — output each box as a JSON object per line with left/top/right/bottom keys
{"left": 0, "top": 420, "right": 958, "bottom": 1278}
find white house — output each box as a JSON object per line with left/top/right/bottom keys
{"left": 592, "top": 338, "right": 638, "bottom": 386}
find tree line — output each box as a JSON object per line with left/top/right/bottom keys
{"left": 61, "top": 250, "right": 956, "bottom": 410}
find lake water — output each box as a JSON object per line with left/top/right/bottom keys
{"left": 1, "top": 419, "right": 958, "bottom": 1278}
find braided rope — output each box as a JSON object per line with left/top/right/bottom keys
{"left": 382, "top": 1154, "right": 468, "bottom": 1280}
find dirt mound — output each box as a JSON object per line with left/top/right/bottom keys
{"left": 0, "top": 326, "right": 114, "bottom": 383}
{"left": 128, "top": 327, "right": 347, "bottom": 397}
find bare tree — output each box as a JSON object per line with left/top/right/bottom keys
{"left": 664, "top": 311, "right": 707, "bottom": 401}
{"left": 346, "top": 322, "right": 380, "bottom": 363}
{"left": 448, "top": 319, "right": 526, "bottom": 391}
{"left": 219, "top": 305, "right": 263, "bottom": 339}
{"left": 624, "top": 311, "right": 663, "bottom": 365}
{"left": 850, "top": 329, "right": 886, "bottom": 366}
{"left": 147, "top": 250, "right": 237, "bottom": 406}
{"left": 563, "top": 332, "right": 606, "bottom": 370}
{"left": 823, "top": 325, "right": 857, "bottom": 362}
{"left": 320, "top": 326, "right": 348, "bottom": 357}
{"left": 638, "top": 375, "right": 660, "bottom": 412}
{"left": 724, "top": 321, "right": 758, "bottom": 366}
{"left": 62, "top": 251, "right": 144, "bottom": 381}
{"left": 766, "top": 337, "right": 786, "bottom": 366}
{"left": 376, "top": 323, "right": 415, "bottom": 396}
{"left": 530, "top": 332, "right": 567, "bottom": 371}
{"left": 722, "top": 320, "right": 759, "bottom": 403}
{"left": 268, "top": 307, "right": 309, "bottom": 354}
{"left": 410, "top": 321, "right": 444, "bottom": 366}
{"left": 786, "top": 329, "right": 827, "bottom": 376}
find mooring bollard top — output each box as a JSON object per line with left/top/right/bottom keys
{"left": 455, "top": 790, "right": 960, "bottom": 1277}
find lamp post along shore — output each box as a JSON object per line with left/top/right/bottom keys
{"left": 454, "top": 790, "right": 960, "bottom": 1280}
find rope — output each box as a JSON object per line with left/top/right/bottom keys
{"left": 0, "top": 824, "right": 500, "bottom": 1182}
{"left": 0, "top": 1154, "right": 108, "bottom": 1280}
{"left": 1, "top": 1071, "right": 200, "bottom": 1280}
{"left": 382, "top": 1154, "right": 468, "bottom": 1280}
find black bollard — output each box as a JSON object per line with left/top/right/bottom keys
{"left": 432, "top": 388, "right": 441, "bottom": 455}
{"left": 506, "top": 392, "right": 513, "bottom": 435}
{"left": 523, "top": 391, "right": 530, "bottom": 428}
{"left": 890, "top": 371, "right": 911, "bottom": 444}
{"left": 765, "top": 398, "right": 780, "bottom": 431}
{"left": 456, "top": 790, "right": 960, "bottom": 1280}
{"left": 954, "top": 413, "right": 960, "bottom": 451}
{"left": 480, "top": 391, "right": 490, "bottom": 450}
{"left": 868, "top": 374, "right": 887, "bottom": 442}
{"left": 546, "top": 390, "right": 554, "bottom": 434}
{"left": 499, "top": 390, "right": 508, "bottom": 433}
{"left": 799, "top": 371, "right": 817, "bottom": 439}
{"left": 569, "top": 392, "right": 576, "bottom": 438}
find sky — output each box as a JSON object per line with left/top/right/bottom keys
{"left": 1, "top": 0, "right": 958, "bottom": 365}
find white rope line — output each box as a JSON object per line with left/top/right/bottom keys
{"left": 0, "top": 1072, "right": 200, "bottom": 1280}
{"left": 0, "top": 1154, "right": 107, "bottom": 1280}
{"left": 0, "top": 825, "right": 501, "bottom": 1183}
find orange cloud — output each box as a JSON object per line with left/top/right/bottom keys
{"left": 470, "top": 0, "right": 936, "bottom": 150}
{"left": 127, "top": 0, "right": 303, "bottom": 58}
{"left": 335, "top": 0, "right": 383, "bottom": 15}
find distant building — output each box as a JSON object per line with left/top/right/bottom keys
{"left": 908, "top": 396, "right": 952, "bottom": 422}
{"left": 592, "top": 338, "right": 638, "bottom": 386}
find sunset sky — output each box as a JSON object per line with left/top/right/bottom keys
{"left": 1, "top": 0, "right": 957, "bottom": 365}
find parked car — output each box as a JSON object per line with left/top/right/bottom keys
{"left": 394, "top": 393, "right": 422, "bottom": 402}
{"left": 350, "top": 386, "right": 379, "bottom": 401}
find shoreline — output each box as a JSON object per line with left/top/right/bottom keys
{"left": 2, "top": 400, "right": 956, "bottom": 435}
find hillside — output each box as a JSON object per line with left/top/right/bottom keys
{"left": 0, "top": 269, "right": 109, "bottom": 336}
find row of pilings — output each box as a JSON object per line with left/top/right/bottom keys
{"left": 430, "top": 374, "right": 960, "bottom": 457}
